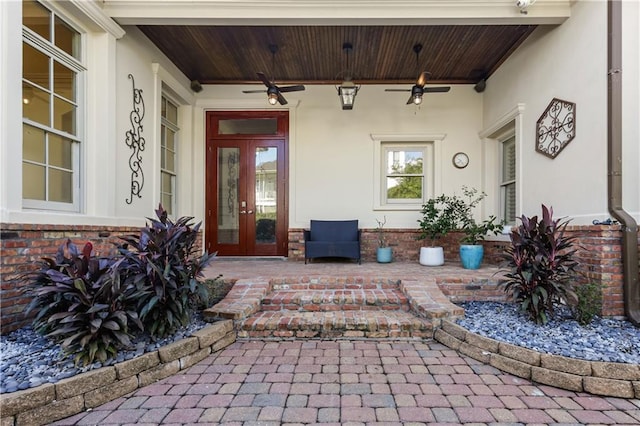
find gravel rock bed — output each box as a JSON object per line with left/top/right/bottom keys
{"left": 0, "top": 313, "right": 210, "bottom": 394}
{"left": 2, "top": 303, "right": 639, "bottom": 395}
{"left": 457, "top": 301, "right": 640, "bottom": 364}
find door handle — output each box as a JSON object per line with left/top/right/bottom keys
{"left": 247, "top": 210, "right": 254, "bottom": 214}
{"left": 240, "top": 210, "right": 247, "bottom": 214}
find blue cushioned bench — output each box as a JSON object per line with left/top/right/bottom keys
{"left": 304, "top": 220, "right": 361, "bottom": 264}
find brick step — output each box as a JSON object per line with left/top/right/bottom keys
{"left": 270, "top": 278, "right": 401, "bottom": 291}
{"left": 238, "top": 310, "right": 433, "bottom": 339}
{"left": 261, "top": 289, "right": 409, "bottom": 311}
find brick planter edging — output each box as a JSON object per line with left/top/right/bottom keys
{"left": 0, "top": 320, "right": 236, "bottom": 426}
{"left": 435, "top": 319, "right": 640, "bottom": 399}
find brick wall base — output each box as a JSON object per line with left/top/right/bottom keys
{"left": 289, "top": 224, "right": 635, "bottom": 319}
{"left": 1, "top": 222, "right": 635, "bottom": 332}
{"left": 0, "top": 223, "right": 203, "bottom": 333}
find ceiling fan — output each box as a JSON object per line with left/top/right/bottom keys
{"left": 385, "top": 44, "right": 450, "bottom": 105}
{"left": 242, "top": 44, "right": 305, "bottom": 105}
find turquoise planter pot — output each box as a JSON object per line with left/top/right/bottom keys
{"left": 459, "top": 244, "right": 484, "bottom": 270}
{"left": 376, "top": 247, "right": 393, "bottom": 263}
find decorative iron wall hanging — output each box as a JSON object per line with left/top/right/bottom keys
{"left": 125, "top": 74, "right": 146, "bottom": 204}
{"left": 536, "top": 98, "right": 576, "bottom": 158}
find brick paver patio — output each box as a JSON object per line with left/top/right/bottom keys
{"left": 52, "top": 339, "right": 640, "bottom": 425}
{"left": 43, "top": 259, "right": 640, "bottom": 424}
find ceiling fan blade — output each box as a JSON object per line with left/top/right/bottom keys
{"left": 424, "top": 86, "right": 451, "bottom": 93}
{"left": 256, "top": 72, "right": 272, "bottom": 87}
{"left": 416, "top": 71, "right": 430, "bottom": 87}
{"left": 406, "top": 96, "right": 415, "bottom": 105}
{"left": 242, "top": 89, "right": 267, "bottom": 94}
{"left": 278, "top": 85, "right": 306, "bottom": 93}
{"left": 385, "top": 89, "right": 411, "bottom": 92}
{"left": 276, "top": 91, "right": 288, "bottom": 105}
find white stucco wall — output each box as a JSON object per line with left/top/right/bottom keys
{"left": 2, "top": 0, "right": 637, "bottom": 232}
{"left": 0, "top": 0, "right": 139, "bottom": 226}
{"left": 0, "top": 7, "right": 198, "bottom": 226}
{"left": 114, "top": 26, "right": 196, "bottom": 221}
{"left": 195, "top": 83, "right": 483, "bottom": 230}
{"left": 482, "top": 0, "right": 639, "bottom": 224}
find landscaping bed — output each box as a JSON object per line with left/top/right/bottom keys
{"left": 0, "top": 320, "right": 235, "bottom": 426}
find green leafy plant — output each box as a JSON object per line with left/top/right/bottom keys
{"left": 26, "top": 240, "right": 142, "bottom": 366}
{"left": 499, "top": 205, "right": 579, "bottom": 324}
{"left": 571, "top": 282, "right": 603, "bottom": 325}
{"left": 117, "top": 205, "right": 216, "bottom": 337}
{"left": 417, "top": 194, "right": 461, "bottom": 246}
{"left": 457, "top": 186, "right": 505, "bottom": 245}
{"left": 375, "top": 216, "right": 388, "bottom": 248}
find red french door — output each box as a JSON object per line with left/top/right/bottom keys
{"left": 205, "top": 111, "right": 288, "bottom": 256}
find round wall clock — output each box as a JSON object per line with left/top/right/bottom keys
{"left": 453, "top": 152, "right": 469, "bottom": 169}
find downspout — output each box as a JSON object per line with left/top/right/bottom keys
{"left": 607, "top": 0, "right": 640, "bottom": 325}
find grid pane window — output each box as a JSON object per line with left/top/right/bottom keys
{"left": 384, "top": 146, "right": 425, "bottom": 202}
{"left": 54, "top": 15, "right": 80, "bottom": 59}
{"left": 500, "top": 137, "right": 516, "bottom": 224}
{"left": 22, "top": 0, "right": 50, "bottom": 40}
{"left": 161, "top": 95, "right": 179, "bottom": 215}
{"left": 22, "top": 1, "right": 82, "bottom": 210}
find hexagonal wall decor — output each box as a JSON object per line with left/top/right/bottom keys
{"left": 536, "top": 98, "right": 576, "bottom": 158}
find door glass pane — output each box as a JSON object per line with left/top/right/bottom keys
{"left": 218, "top": 118, "right": 277, "bottom": 135}
{"left": 218, "top": 148, "right": 240, "bottom": 244}
{"left": 255, "top": 147, "right": 277, "bottom": 244}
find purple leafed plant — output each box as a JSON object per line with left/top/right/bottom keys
{"left": 500, "top": 205, "right": 579, "bottom": 325}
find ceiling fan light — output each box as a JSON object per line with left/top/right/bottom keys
{"left": 412, "top": 93, "right": 423, "bottom": 105}
{"left": 338, "top": 81, "right": 358, "bottom": 110}
{"left": 267, "top": 87, "right": 279, "bottom": 105}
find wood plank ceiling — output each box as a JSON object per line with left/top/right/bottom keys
{"left": 138, "top": 25, "right": 537, "bottom": 86}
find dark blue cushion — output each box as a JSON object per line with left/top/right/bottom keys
{"left": 309, "top": 220, "right": 358, "bottom": 241}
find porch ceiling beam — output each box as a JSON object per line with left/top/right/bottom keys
{"left": 102, "top": 0, "right": 571, "bottom": 26}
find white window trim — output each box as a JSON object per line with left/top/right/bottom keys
{"left": 371, "top": 133, "right": 445, "bottom": 211}
{"left": 22, "top": 6, "right": 85, "bottom": 213}
{"left": 151, "top": 63, "right": 194, "bottom": 217}
{"left": 160, "top": 95, "right": 179, "bottom": 215}
{"left": 499, "top": 132, "right": 516, "bottom": 225}
{"left": 479, "top": 103, "right": 524, "bottom": 226}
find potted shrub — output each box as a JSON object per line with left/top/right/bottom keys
{"left": 457, "top": 186, "right": 505, "bottom": 269}
{"left": 417, "top": 194, "right": 460, "bottom": 266}
{"left": 375, "top": 216, "right": 393, "bottom": 263}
